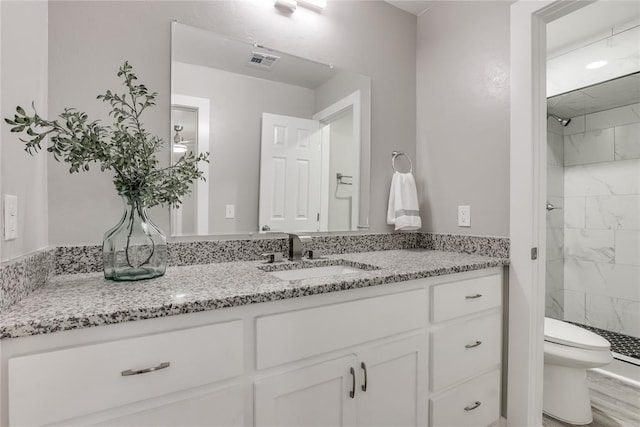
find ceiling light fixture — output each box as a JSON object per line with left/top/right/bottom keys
{"left": 585, "top": 60, "right": 608, "bottom": 70}
{"left": 274, "top": 0, "right": 326, "bottom": 13}
{"left": 173, "top": 143, "right": 188, "bottom": 154}
{"left": 274, "top": 0, "right": 297, "bottom": 13}
{"left": 298, "top": 0, "right": 327, "bottom": 10}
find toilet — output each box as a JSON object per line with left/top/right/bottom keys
{"left": 543, "top": 317, "right": 613, "bottom": 425}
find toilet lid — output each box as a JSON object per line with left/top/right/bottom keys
{"left": 544, "top": 317, "right": 611, "bottom": 350}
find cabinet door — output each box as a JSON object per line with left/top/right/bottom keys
{"left": 91, "top": 385, "right": 245, "bottom": 427}
{"left": 357, "top": 334, "right": 428, "bottom": 427}
{"left": 255, "top": 355, "right": 358, "bottom": 427}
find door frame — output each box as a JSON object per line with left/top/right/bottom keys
{"left": 170, "top": 94, "right": 210, "bottom": 236}
{"left": 508, "top": 1, "right": 593, "bottom": 425}
{"left": 313, "top": 90, "right": 362, "bottom": 232}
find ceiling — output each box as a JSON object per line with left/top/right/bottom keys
{"left": 546, "top": 1, "right": 640, "bottom": 105}
{"left": 384, "top": 0, "right": 434, "bottom": 16}
{"left": 173, "top": 22, "right": 336, "bottom": 90}
{"left": 547, "top": 1, "right": 640, "bottom": 56}
{"left": 547, "top": 72, "right": 640, "bottom": 118}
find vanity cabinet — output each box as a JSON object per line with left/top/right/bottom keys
{"left": 255, "top": 335, "right": 427, "bottom": 426}
{"left": 0, "top": 267, "right": 504, "bottom": 427}
{"left": 6, "top": 321, "right": 245, "bottom": 426}
{"left": 254, "top": 288, "right": 428, "bottom": 427}
{"left": 428, "top": 274, "right": 503, "bottom": 427}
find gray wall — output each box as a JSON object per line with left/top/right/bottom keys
{"left": 47, "top": 0, "right": 417, "bottom": 245}
{"left": 1, "top": 1, "right": 48, "bottom": 261}
{"left": 173, "top": 61, "right": 316, "bottom": 235}
{"left": 416, "top": 1, "right": 511, "bottom": 237}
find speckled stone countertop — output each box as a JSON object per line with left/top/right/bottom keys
{"left": 0, "top": 249, "right": 508, "bottom": 340}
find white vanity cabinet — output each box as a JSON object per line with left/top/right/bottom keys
{"left": 0, "top": 267, "right": 504, "bottom": 427}
{"left": 254, "top": 334, "right": 427, "bottom": 427}
{"left": 428, "top": 274, "right": 503, "bottom": 427}
{"left": 6, "top": 321, "right": 246, "bottom": 427}
{"left": 254, "top": 289, "right": 428, "bottom": 426}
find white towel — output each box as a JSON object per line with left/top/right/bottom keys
{"left": 387, "top": 172, "right": 421, "bottom": 231}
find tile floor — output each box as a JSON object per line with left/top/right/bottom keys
{"left": 569, "top": 322, "right": 640, "bottom": 360}
{"left": 542, "top": 369, "right": 640, "bottom": 427}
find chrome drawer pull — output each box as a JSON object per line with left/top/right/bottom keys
{"left": 465, "top": 293, "right": 483, "bottom": 299}
{"left": 361, "top": 362, "right": 368, "bottom": 392}
{"left": 121, "top": 362, "right": 170, "bottom": 377}
{"left": 464, "top": 401, "right": 482, "bottom": 411}
{"left": 349, "top": 367, "right": 356, "bottom": 398}
{"left": 465, "top": 341, "right": 482, "bottom": 349}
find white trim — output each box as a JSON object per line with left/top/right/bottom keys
{"left": 319, "top": 125, "right": 331, "bottom": 232}
{"left": 509, "top": 1, "right": 593, "bottom": 425}
{"left": 171, "top": 94, "right": 211, "bottom": 236}
{"left": 313, "top": 91, "right": 361, "bottom": 231}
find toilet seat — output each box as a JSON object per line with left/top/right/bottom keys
{"left": 544, "top": 317, "right": 610, "bottom": 351}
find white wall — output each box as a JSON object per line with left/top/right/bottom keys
{"left": 416, "top": 1, "right": 511, "bottom": 237}
{"left": 1, "top": 0, "right": 48, "bottom": 261}
{"left": 46, "top": 0, "right": 416, "bottom": 245}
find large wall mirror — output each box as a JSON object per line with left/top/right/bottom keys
{"left": 171, "top": 22, "right": 371, "bottom": 237}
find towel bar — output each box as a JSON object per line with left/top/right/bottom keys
{"left": 391, "top": 151, "right": 413, "bottom": 173}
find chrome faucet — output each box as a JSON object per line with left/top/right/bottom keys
{"left": 288, "top": 233, "right": 312, "bottom": 261}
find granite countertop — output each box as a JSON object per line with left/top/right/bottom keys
{"left": 0, "top": 249, "right": 508, "bottom": 340}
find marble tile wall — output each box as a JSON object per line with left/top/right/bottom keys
{"left": 546, "top": 117, "right": 565, "bottom": 319}
{"left": 563, "top": 103, "right": 640, "bottom": 338}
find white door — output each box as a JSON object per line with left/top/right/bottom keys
{"left": 254, "top": 355, "right": 358, "bottom": 427}
{"left": 259, "top": 113, "right": 321, "bottom": 233}
{"left": 357, "top": 334, "right": 428, "bottom": 427}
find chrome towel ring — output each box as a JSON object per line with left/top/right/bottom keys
{"left": 392, "top": 151, "right": 413, "bottom": 173}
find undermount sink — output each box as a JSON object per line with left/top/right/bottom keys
{"left": 268, "top": 265, "right": 367, "bottom": 281}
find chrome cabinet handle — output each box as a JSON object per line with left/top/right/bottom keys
{"left": 349, "top": 367, "right": 356, "bottom": 398}
{"left": 465, "top": 293, "right": 482, "bottom": 299}
{"left": 465, "top": 340, "right": 482, "bottom": 349}
{"left": 121, "top": 362, "right": 170, "bottom": 377}
{"left": 361, "top": 362, "right": 368, "bottom": 392}
{"left": 464, "top": 401, "right": 482, "bottom": 411}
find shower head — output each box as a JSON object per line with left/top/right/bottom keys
{"left": 548, "top": 114, "right": 572, "bottom": 127}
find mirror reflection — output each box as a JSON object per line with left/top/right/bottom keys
{"left": 170, "top": 22, "right": 371, "bottom": 236}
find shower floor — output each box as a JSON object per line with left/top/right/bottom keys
{"left": 569, "top": 322, "right": 640, "bottom": 362}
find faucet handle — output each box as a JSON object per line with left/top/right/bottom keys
{"left": 307, "top": 249, "right": 323, "bottom": 260}
{"left": 261, "top": 252, "right": 284, "bottom": 263}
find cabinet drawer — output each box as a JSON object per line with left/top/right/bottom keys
{"left": 431, "top": 312, "right": 501, "bottom": 391}
{"left": 256, "top": 289, "right": 427, "bottom": 369}
{"left": 430, "top": 369, "right": 500, "bottom": 427}
{"left": 9, "top": 321, "right": 243, "bottom": 426}
{"left": 432, "top": 274, "right": 501, "bottom": 323}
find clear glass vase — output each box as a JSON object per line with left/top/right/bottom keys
{"left": 103, "top": 197, "right": 167, "bottom": 281}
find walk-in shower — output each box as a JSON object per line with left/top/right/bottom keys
{"left": 545, "top": 72, "right": 640, "bottom": 372}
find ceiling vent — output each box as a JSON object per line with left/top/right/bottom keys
{"left": 247, "top": 52, "right": 280, "bottom": 70}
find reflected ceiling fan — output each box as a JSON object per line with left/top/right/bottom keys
{"left": 172, "top": 125, "right": 194, "bottom": 153}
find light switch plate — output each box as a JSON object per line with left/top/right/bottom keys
{"left": 458, "top": 205, "right": 471, "bottom": 227}
{"left": 4, "top": 194, "right": 18, "bottom": 240}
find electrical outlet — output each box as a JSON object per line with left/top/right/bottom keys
{"left": 4, "top": 194, "right": 18, "bottom": 240}
{"left": 458, "top": 205, "right": 471, "bottom": 227}
{"left": 225, "top": 204, "right": 235, "bottom": 219}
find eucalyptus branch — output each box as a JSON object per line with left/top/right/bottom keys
{"left": 3, "top": 61, "right": 208, "bottom": 209}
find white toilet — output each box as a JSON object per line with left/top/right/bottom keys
{"left": 543, "top": 317, "right": 613, "bottom": 425}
